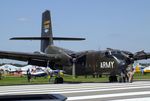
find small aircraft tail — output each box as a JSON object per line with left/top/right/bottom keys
{"left": 41, "top": 10, "right": 53, "bottom": 52}
{"left": 10, "top": 10, "right": 54, "bottom": 52}
{"left": 10, "top": 10, "right": 85, "bottom": 53}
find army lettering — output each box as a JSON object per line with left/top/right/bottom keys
{"left": 100, "top": 61, "right": 114, "bottom": 68}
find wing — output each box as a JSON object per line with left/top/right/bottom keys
{"left": 0, "top": 50, "right": 63, "bottom": 67}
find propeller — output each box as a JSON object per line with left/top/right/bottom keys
{"left": 134, "top": 50, "right": 150, "bottom": 60}
{"left": 70, "top": 52, "right": 87, "bottom": 78}
{"left": 119, "top": 50, "right": 150, "bottom": 62}
{"left": 106, "top": 48, "right": 134, "bottom": 64}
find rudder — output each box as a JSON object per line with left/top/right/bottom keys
{"left": 41, "top": 10, "right": 53, "bottom": 52}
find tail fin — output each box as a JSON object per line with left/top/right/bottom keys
{"left": 10, "top": 10, "right": 85, "bottom": 52}
{"left": 41, "top": 10, "right": 53, "bottom": 52}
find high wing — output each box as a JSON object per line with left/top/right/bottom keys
{"left": 0, "top": 50, "right": 65, "bottom": 67}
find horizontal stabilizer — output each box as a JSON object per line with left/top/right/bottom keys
{"left": 10, "top": 37, "right": 49, "bottom": 40}
{"left": 53, "top": 37, "right": 85, "bottom": 41}
{"left": 10, "top": 37, "right": 85, "bottom": 41}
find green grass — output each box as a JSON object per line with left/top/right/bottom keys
{"left": 134, "top": 72, "right": 150, "bottom": 80}
{"left": 0, "top": 73, "right": 149, "bottom": 86}
{"left": 0, "top": 76, "right": 49, "bottom": 86}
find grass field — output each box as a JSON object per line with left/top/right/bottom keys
{"left": 0, "top": 73, "right": 149, "bottom": 86}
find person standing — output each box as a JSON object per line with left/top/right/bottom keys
{"left": 27, "top": 69, "right": 31, "bottom": 82}
{"left": 0, "top": 69, "right": 3, "bottom": 80}
{"left": 127, "top": 64, "right": 135, "bottom": 83}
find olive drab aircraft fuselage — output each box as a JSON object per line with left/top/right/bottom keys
{"left": 0, "top": 10, "right": 150, "bottom": 83}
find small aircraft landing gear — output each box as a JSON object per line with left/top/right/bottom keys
{"left": 54, "top": 77, "right": 64, "bottom": 84}
{"left": 109, "top": 76, "right": 118, "bottom": 82}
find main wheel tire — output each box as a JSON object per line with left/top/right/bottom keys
{"left": 54, "top": 77, "right": 64, "bottom": 84}
{"left": 58, "top": 77, "right": 64, "bottom": 83}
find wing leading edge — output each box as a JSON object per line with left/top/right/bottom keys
{"left": 0, "top": 50, "right": 64, "bottom": 67}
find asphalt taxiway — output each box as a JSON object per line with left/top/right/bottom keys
{"left": 0, "top": 81, "right": 150, "bottom": 101}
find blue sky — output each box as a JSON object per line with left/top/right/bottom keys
{"left": 0, "top": 0, "right": 150, "bottom": 54}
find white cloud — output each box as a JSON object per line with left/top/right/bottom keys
{"left": 17, "top": 17, "right": 28, "bottom": 22}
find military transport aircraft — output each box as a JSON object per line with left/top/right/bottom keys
{"left": 0, "top": 10, "right": 150, "bottom": 83}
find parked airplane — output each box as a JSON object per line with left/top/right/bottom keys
{"left": 0, "top": 10, "right": 150, "bottom": 83}
{"left": 144, "top": 66, "right": 150, "bottom": 73}
{"left": 21, "top": 65, "right": 35, "bottom": 75}
{"left": 133, "top": 62, "right": 150, "bottom": 73}
{"left": 0, "top": 64, "right": 19, "bottom": 72}
{"left": 31, "top": 67, "right": 47, "bottom": 78}
{"left": 133, "top": 62, "right": 145, "bottom": 73}
{"left": 20, "top": 65, "right": 48, "bottom": 77}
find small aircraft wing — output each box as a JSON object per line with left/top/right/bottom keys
{"left": 0, "top": 50, "right": 62, "bottom": 67}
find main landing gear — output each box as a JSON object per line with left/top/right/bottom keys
{"left": 54, "top": 77, "right": 64, "bottom": 84}
{"left": 109, "top": 73, "right": 130, "bottom": 83}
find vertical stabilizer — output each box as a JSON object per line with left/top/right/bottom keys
{"left": 41, "top": 10, "right": 53, "bottom": 52}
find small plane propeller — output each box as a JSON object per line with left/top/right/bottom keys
{"left": 134, "top": 50, "right": 149, "bottom": 60}
{"left": 106, "top": 48, "right": 134, "bottom": 65}
{"left": 70, "top": 52, "right": 87, "bottom": 78}
{"left": 106, "top": 48, "right": 150, "bottom": 65}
